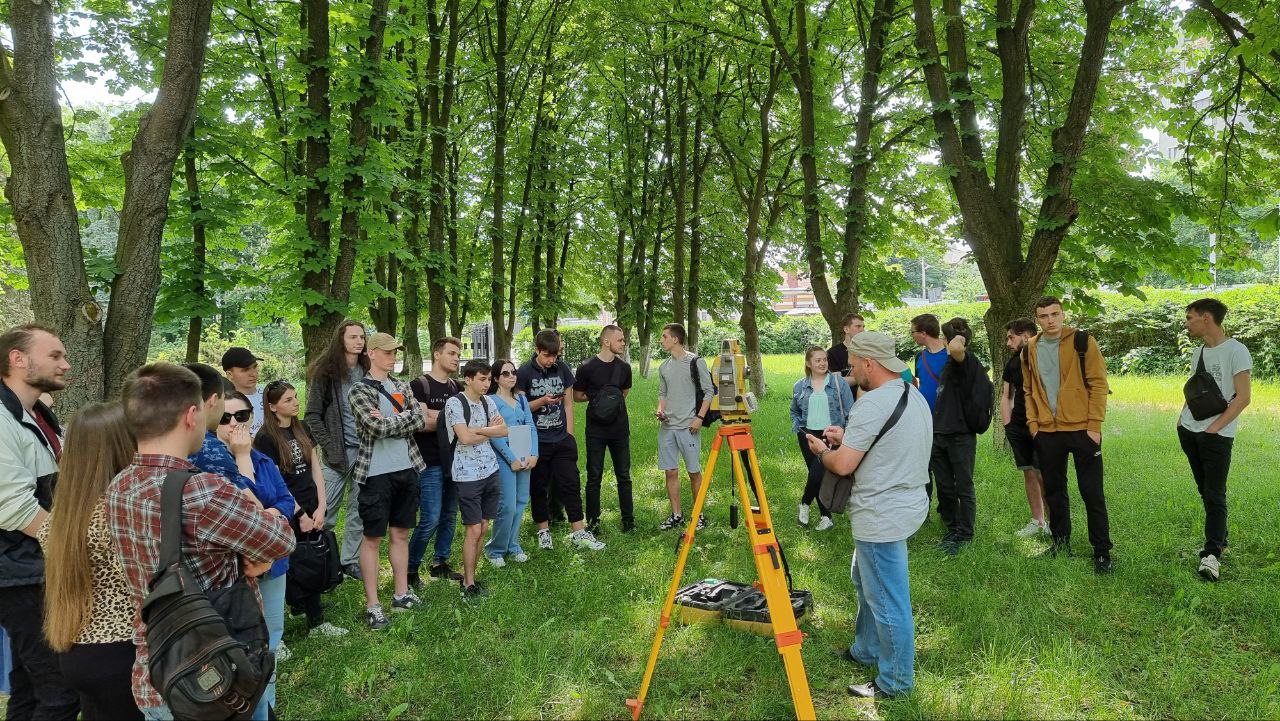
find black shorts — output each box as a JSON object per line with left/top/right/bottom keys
{"left": 457, "top": 471, "right": 501, "bottom": 526}
{"left": 1004, "top": 422, "right": 1039, "bottom": 471}
{"left": 358, "top": 468, "right": 420, "bottom": 537}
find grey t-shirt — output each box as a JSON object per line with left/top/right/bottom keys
{"left": 1179, "top": 339, "right": 1252, "bottom": 437}
{"left": 657, "top": 352, "right": 714, "bottom": 430}
{"left": 1037, "top": 335, "right": 1062, "bottom": 415}
{"left": 444, "top": 394, "right": 500, "bottom": 482}
{"left": 339, "top": 366, "right": 362, "bottom": 449}
{"left": 366, "top": 378, "right": 414, "bottom": 477}
{"left": 841, "top": 379, "right": 931, "bottom": 543}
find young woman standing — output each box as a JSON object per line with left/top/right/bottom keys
{"left": 39, "top": 403, "right": 142, "bottom": 720}
{"left": 220, "top": 390, "right": 294, "bottom": 719}
{"left": 485, "top": 359, "right": 538, "bottom": 565}
{"left": 789, "top": 346, "right": 855, "bottom": 531}
{"left": 255, "top": 381, "right": 348, "bottom": 638}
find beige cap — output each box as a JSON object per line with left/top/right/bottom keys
{"left": 847, "top": 331, "right": 909, "bottom": 375}
{"left": 366, "top": 332, "right": 403, "bottom": 352}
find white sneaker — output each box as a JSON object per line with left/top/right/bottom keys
{"left": 309, "top": 622, "right": 349, "bottom": 638}
{"left": 797, "top": 503, "right": 810, "bottom": 526}
{"left": 537, "top": 528, "right": 554, "bottom": 550}
{"left": 512, "top": 551, "right": 529, "bottom": 563}
{"left": 488, "top": 555, "right": 506, "bottom": 568}
{"left": 1015, "top": 519, "right": 1044, "bottom": 538}
{"left": 275, "top": 642, "right": 292, "bottom": 663}
{"left": 570, "top": 529, "right": 606, "bottom": 551}
{"left": 1198, "top": 554, "right": 1220, "bottom": 582}
{"left": 814, "top": 516, "right": 834, "bottom": 531}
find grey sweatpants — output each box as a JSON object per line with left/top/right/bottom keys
{"left": 322, "top": 450, "right": 364, "bottom": 567}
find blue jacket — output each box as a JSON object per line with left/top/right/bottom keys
{"left": 790, "top": 374, "right": 856, "bottom": 434}
{"left": 489, "top": 393, "right": 539, "bottom": 467}
{"left": 191, "top": 432, "right": 295, "bottom": 579}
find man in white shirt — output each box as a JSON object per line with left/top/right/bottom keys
{"left": 1177, "top": 298, "right": 1252, "bottom": 583}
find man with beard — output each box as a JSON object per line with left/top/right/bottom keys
{"left": 0, "top": 325, "right": 79, "bottom": 719}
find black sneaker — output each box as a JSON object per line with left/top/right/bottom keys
{"left": 659, "top": 514, "right": 684, "bottom": 531}
{"left": 429, "top": 562, "right": 463, "bottom": 582}
{"left": 342, "top": 563, "right": 363, "bottom": 581}
{"left": 621, "top": 519, "right": 635, "bottom": 534}
{"left": 696, "top": 515, "right": 707, "bottom": 530}
{"left": 461, "top": 582, "right": 491, "bottom": 602}
{"left": 366, "top": 604, "right": 390, "bottom": 630}
{"left": 586, "top": 518, "right": 602, "bottom": 537}
{"left": 1094, "top": 554, "right": 1114, "bottom": 574}
{"left": 391, "top": 591, "right": 422, "bottom": 612}
{"left": 407, "top": 569, "right": 422, "bottom": 590}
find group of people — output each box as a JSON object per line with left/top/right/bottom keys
{"left": 800, "top": 295, "right": 1252, "bottom": 699}
{"left": 0, "top": 294, "right": 1253, "bottom": 717}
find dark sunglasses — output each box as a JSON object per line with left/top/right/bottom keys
{"left": 219, "top": 409, "right": 253, "bottom": 425}
{"left": 265, "top": 379, "right": 289, "bottom": 392}
{"left": 499, "top": 370, "right": 516, "bottom": 377}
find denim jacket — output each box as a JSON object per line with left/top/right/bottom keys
{"left": 790, "top": 374, "right": 855, "bottom": 434}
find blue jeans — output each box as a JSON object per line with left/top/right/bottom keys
{"left": 253, "top": 573, "right": 286, "bottom": 720}
{"left": 408, "top": 466, "right": 458, "bottom": 570}
{"left": 849, "top": 539, "right": 915, "bottom": 696}
{"left": 486, "top": 462, "right": 530, "bottom": 558}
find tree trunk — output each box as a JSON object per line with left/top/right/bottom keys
{"left": 101, "top": 0, "right": 214, "bottom": 399}
{"left": 686, "top": 56, "right": 710, "bottom": 349}
{"left": 371, "top": 252, "right": 399, "bottom": 334}
{"left": 489, "top": 0, "right": 511, "bottom": 359}
{"left": 183, "top": 130, "right": 206, "bottom": 363}
{"left": 424, "top": 0, "right": 463, "bottom": 344}
{"left": 299, "top": 0, "right": 335, "bottom": 363}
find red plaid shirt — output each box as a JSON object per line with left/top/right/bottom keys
{"left": 106, "top": 453, "right": 295, "bottom": 711}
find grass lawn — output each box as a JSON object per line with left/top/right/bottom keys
{"left": 274, "top": 355, "right": 1280, "bottom": 720}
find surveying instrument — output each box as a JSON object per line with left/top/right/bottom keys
{"left": 627, "top": 339, "right": 816, "bottom": 720}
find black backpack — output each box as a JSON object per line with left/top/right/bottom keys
{"left": 142, "top": 470, "right": 273, "bottom": 720}
{"left": 586, "top": 360, "right": 627, "bottom": 426}
{"left": 688, "top": 354, "right": 721, "bottom": 427}
{"left": 961, "top": 360, "right": 994, "bottom": 435}
{"left": 285, "top": 528, "right": 341, "bottom": 608}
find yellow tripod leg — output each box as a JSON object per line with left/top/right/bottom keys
{"left": 627, "top": 429, "right": 725, "bottom": 721}
{"left": 729, "top": 438, "right": 816, "bottom": 721}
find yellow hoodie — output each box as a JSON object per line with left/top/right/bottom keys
{"left": 1020, "top": 326, "right": 1109, "bottom": 435}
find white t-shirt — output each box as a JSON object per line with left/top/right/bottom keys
{"left": 841, "top": 379, "right": 932, "bottom": 543}
{"left": 444, "top": 394, "right": 500, "bottom": 482}
{"left": 1179, "top": 339, "right": 1252, "bottom": 437}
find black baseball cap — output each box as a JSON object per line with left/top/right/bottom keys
{"left": 221, "top": 347, "right": 260, "bottom": 370}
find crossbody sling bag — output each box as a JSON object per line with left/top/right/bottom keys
{"left": 1183, "top": 349, "right": 1231, "bottom": 421}
{"left": 818, "top": 382, "right": 911, "bottom": 514}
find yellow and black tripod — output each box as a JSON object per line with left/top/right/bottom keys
{"left": 627, "top": 341, "right": 815, "bottom": 721}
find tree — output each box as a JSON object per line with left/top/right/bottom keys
{"left": 911, "top": 0, "right": 1133, "bottom": 377}
{"left": 0, "top": 0, "right": 215, "bottom": 408}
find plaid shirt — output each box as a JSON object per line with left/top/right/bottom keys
{"left": 106, "top": 453, "right": 295, "bottom": 711}
{"left": 347, "top": 374, "right": 427, "bottom": 483}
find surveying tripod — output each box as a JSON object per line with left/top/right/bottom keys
{"left": 627, "top": 341, "right": 815, "bottom": 721}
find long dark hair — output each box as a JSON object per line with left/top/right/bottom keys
{"left": 306, "top": 319, "right": 370, "bottom": 388}
{"left": 44, "top": 403, "right": 135, "bottom": 651}
{"left": 487, "top": 359, "right": 517, "bottom": 396}
{"left": 257, "top": 380, "right": 315, "bottom": 464}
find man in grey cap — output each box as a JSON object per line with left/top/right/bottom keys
{"left": 222, "top": 346, "right": 264, "bottom": 436}
{"left": 808, "top": 331, "right": 931, "bottom": 700}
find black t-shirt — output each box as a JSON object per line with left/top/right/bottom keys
{"left": 253, "top": 426, "right": 319, "bottom": 515}
{"left": 827, "top": 342, "right": 850, "bottom": 378}
{"left": 573, "top": 356, "right": 633, "bottom": 439}
{"left": 410, "top": 374, "right": 458, "bottom": 466}
{"left": 516, "top": 357, "right": 576, "bottom": 443}
{"left": 1002, "top": 354, "right": 1028, "bottom": 427}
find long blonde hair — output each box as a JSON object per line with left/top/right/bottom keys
{"left": 43, "top": 402, "right": 136, "bottom": 651}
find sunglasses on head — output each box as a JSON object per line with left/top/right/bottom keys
{"left": 219, "top": 409, "right": 253, "bottom": 425}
